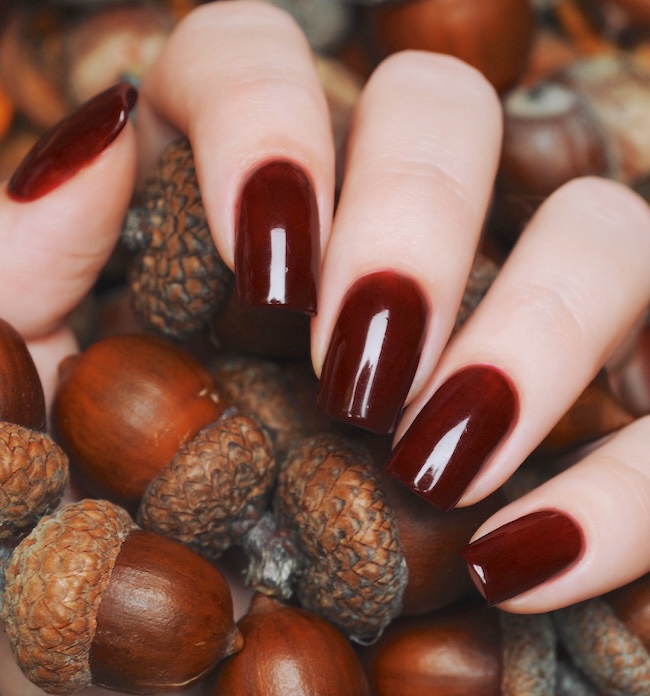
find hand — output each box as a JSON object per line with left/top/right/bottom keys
{"left": 1, "top": 2, "right": 650, "bottom": 694}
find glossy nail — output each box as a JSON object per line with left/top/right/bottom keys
{"left": 385, "top": 365, "right": 518, "bottom": 511}
{"left": 8, "top": 82, "right": 137, "bottom": 202}
{"left": 235, "top": 161, "right": 319, "bottom": 315}
{"left": 316, "top": 271, "right": 428, "bottom": 434}
{"left": 460, "top": 509, "right": 584, "bottom": 606}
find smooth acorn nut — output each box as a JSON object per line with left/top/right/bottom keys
{"left": 0, "top": 316, "right": 46, "bottom": 431}
{"left": 368, "top": 0, "right": 535, "bottom": 93}
{"left": 52, "top": 333, "right": 226, "bottom": 512}
{"left": 491, "top": 80, "right": 612, "bottom": 247}
{"left": 2, "top": 498, "right": 243, "bottom": 695}
{"left": 206, "top": 593, "right": 370, "bottom": 696}
{"left": 362, "top": 599, "right": 557, "bottom": 696}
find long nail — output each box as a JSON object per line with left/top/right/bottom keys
{"left": 316, "top": 271, "right": 428, "bottom": 434}
{"left": 385, "top": 365, "right": 518, "bottom": 511}
{"left": 460, "top": 509, "right": 584, "bottom": 606}
{"left": 235, "top": 161, "right": 319, "bottom": 315}
{"left": 8, "top": 82, "right": 137, "bottom": 202}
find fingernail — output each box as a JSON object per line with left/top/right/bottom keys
{"left": 460, "top": 509, "right": 584, "bottom": 606}
{"left": 7, "top": 82, "right": 137, "bottom": 202}
{"left": 385, "top": 365, "right": 518, "bottom": 511}
{"left": 235, "top": 161, "right": 319, "bottom": 315}
{"left": 316, "top": 271, "right": 428, "bottom": 434}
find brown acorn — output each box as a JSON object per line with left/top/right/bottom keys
{"left": 368, "top": 0, "right": 536, "bottom": 93}
{"left": 51, "top": 333, "right": 227, "bottom": 512}
{"left": 0, "top": 421, "right": 68, "bottom": 543}
{"left": 205, "top": 593, "right": 371, "bottom": 696}
{"left": 362, "top": 598, "right": 558, "bottom": 696}
{"left": 138, "top": 409, "right": 277, "bottom": 561}
{"left": 124, "top": 136, "right": 234, "bottom": 341}
{"left": 2, "top": 498, "right": 242, "bottom": 695}
{"left": 0, "top": 316, "right": 46, "bottom": 432}
{"left": 244, "top": 432, "right": 505, "bottom": 642}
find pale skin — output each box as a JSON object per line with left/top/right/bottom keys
{"left": 2, "top": 1, "right": 650, "bottom": 692}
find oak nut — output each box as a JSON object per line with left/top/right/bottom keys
{"left": 362, "top": 598, "right": 557, "bottom": 695}
{"left": 368, "top": 0, "right": 535, "bottom": 93}
{"left": 52, "top": 333, "right": 226, "bottom": 511}
{"left": 244, "top": 432, "right": 503, "bottom": 642}
{"left": 0, "top": 316, "right": 46, "bottom": 431}
{"left": 2, "top": 498, "right": 242, "bottom": 695}
{"left": 206, "top": 593, "right": 370, "bottom": 696}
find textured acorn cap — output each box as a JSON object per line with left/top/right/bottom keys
{"left": 138, "top": 410, "right": 277, "bottom": 559}
{"left": 0, "top": 421, "right": 69, "bottom": 540}
{"left": 263, "top": 433, "right": 407, "bottom": 643}
{"left": 2, "top": 499, "right": 136, "bottom": 694}
{"left": 124, "top": 136, "right": 233, "bottom": 339}
{"left": 210, "top": 354, "right": 310, "bottom": 455}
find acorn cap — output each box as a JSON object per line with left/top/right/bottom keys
{"left": 138, "top": 410, "right": 277, "bottom": 559}
{"left": 0, "top": 421, "right": 69, "bottom": 540}
{"left": 209, "top": 354, "right": 310, "bottom": 454}
{"left": 124, "top": 136, "right": 233, "bottom": 340}
{"left": 2, "top": 499, "right": 136, "bottom": 695}
{"left": 263, "top": 433, "right": 408, "bottom": 643}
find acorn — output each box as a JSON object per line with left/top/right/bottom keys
{"left": 243, "top": 432, "right": 505, "bottom": 642}
{"left": 123, "top": 136, "right": 234, "bottom": 341}
{"left": 137, "top": 408, "right": 277, "bottom": 562}
{"left": 205, "top": 593, "right": 370, "bottom": 696}
{"left": 554, "top": 572, "right": 650, "bottom": 694}
{"left": 0, "top": 316, "right": 46, "bottom": 432}
{"left": 367, "top": 0, "right": 536, "bottom": 93}
{"left": 361, "top": 598, "right": 558, "bottom": 696}
{"left": 51, "top": 333, "right": 227, "bottom": 511}
{"left": 2, "top": 498, "right": 242, "bottom": 695}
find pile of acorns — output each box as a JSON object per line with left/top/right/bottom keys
{"left": 3, "top": 1, "right": 650, "bottom": 695}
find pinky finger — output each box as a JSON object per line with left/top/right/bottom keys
{"left": 460, "top": 416, "right": 650, "bottom": 613}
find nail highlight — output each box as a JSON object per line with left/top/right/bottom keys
{"left": 460, "top": 509, "right": 584, "bottom": 606}
{"left": 316, "top": 271, "right": 428, "bottom": 434}
{"left": 8, "top": 82, "right": 137, "bottom": 202}
{"left": 385, "top": 365, "right": 518, "bottom": 511}
{"left": 235, "top": 161, "right": 319, "bottom": 315}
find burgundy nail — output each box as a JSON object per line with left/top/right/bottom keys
{"left": 460, "top": 509, "right": 584, "bottom": 606}
{"left": 385, "top": 365, "right": 518, "bottom": 511}
{"left": 7, "top": 82, "right": 137, "bottom": 202}
{"left": 235, "top": 161, "right": 319, "bottom": 315}
{"left": 316, "top": 271, "right": 428, "bottom": 434}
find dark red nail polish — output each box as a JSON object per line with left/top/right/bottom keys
{"left": 460, "top": 509, "right": 584, "bottom": 606}
{"left": 316, "top": 271, "right": 428, "bottom": 434}
{"left": 7, "top": 82, "right": 137, "bottom": 202}
{"left": 385, "top": 365, "right": 518, "bottom": 511}
{"left": 235, "top": 161, "right": 319, "bottom": 315}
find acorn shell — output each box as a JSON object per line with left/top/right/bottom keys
{"left": 207, "top": 593, "right": 371, "bottom": 696}
{"left": 0, "top": 316, "right": 46, "bottom": 431}
{"left": 269, "top": 433, "right": 407, "bottom": 643}
{"left": 2, "top": 499, "right": 136, "bottom": 694}
{"left": 0, "top": 421, "right": 69, "bottom": 540}
{"left": 52, "top": 333, "right": 226, "bottom": 511}
{"left": 138, "top": 410, "right": 277, "bottom": 560}
{"left": 125, "top": 136, "right": 233, "bottom": 340}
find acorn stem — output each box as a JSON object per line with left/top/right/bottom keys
{"left": 243, "top": 512, "right": 303, "bottom": 600}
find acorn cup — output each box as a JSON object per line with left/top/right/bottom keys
{"left": 554, "top": 572, "right": 650, "bottom": 695}
{"left": 1, "top": 498, "right": 242, "bottom": 696}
